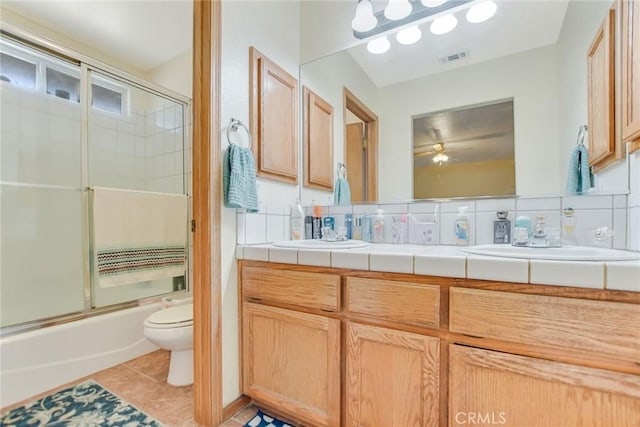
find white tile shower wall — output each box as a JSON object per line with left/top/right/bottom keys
{"left": 1, "top": 86, "right": 81, "bottom": 187}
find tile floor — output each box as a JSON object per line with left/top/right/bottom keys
{"left": 3, "top": 350, "right": 301, "bottom": 427}
{"left": 2, "top": 350, "right": 196, "bottom": 427}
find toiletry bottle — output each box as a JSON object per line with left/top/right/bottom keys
{"left": 513, "top": 215, "right": 532, "bottom": 246}
{"left": 392, "top": 214, "right": 408, "bottom": 244}
{"left": 290, "top": 200, "right": 305, "bottom": 240}
{"left": 400, "top": 214, "right": 408, "bottom": 244}
{"left": 373, "top": 208, "right": 385, "bottom": 243}
{"left": 345, "top": 214, "right": 353, "bottom": 240}
{"left": 353, "top": 216, "right": 362, "bottom": 240}
{"left": 561, "top": 208, "right": 577, "bottom": 245}
{"left": 493, "top": 211, "right": 511, "bottom": 244}
{"left": 304, "top": 215, "right": 313, "bottom": 239}
{"left": 454, "top": 206, "right": 470, "bottom": 246}
{"left": 312, "top": 204, "right": 323, "bottom": 239}
{"left": 323, "top": 216, "right": 335, "bottom": 231}
{"left": 362, "top": 214, "right": 372, "bottom": 242}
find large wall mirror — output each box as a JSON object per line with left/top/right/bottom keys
{"left": 299, "top": 0, "right": 629, "bottom": 205}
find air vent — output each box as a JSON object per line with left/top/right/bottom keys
{"left": 439, "top": 50, "right": 470, "bottom": 64}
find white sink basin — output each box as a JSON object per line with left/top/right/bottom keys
{"left": 461, "top": 244, "right": 640, "bottom": 261}
{"left": 272, "top": 239, "right": 370, "bottom": 250}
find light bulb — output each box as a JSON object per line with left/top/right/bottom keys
{"left": 466, "top": 0, "right": 497, "bottom": 23}
{"left": 430, "top": 14, "right": 457, "bottom": 35}
{"left": 367, "top": 36, "right": 391, "bottom": 54}
{"left": 421, "top": 0, "right": 447, "bottom": 7}
{"left": 396, "top": 26, "right": 422, "bottom": 45}
{"left": 384, "top": 0, "right": 412, "bottom": 21}
{"left": 352, "top": 0, "right": 377, "bottom": 32}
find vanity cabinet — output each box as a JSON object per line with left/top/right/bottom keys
{"left": 345, "top": 322, "right": 440, "bottom": 427}
{"left": 242, "top": 302, "right": 341, "bottom": 427}
{"left": 239, "top": 262, "right": 640, "bottom": 427}
{"left": 450, "top": 345, "right": 640, "bottom": 426}
{"left": 621, "top": 0, "right": 640, "bottom": 149}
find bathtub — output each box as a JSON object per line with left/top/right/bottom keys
{"left": 0, "top": 303, "right": 161, "bottom": 408}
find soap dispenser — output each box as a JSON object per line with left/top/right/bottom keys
{"left": 454, "top": 206, "right": 470, "bottom": 246}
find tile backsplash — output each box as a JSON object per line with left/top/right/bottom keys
{"left": 236, "top": 194, "right": 635, "bottom": 251}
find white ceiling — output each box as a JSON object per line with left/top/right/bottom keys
{"left": 1, "top": 0, "right": 192, "bottom": 72}
{"left": 348, "top": 0, "right": 570, "bottom": 87}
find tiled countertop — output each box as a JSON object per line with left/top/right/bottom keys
{"left": 236, "top": 243, "right": 640, "bottom": 292}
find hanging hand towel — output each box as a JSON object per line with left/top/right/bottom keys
{"left": 566, "top": 144, "right": 593, "bottom": 194}
{"left": 334, "top": 176, "right": 352, "bottom": 205}
{"left": 223, "top": 144, "right": 259, "bottom": 212}
{"left": 92, "top": 187, "right": 188, "bottom": 288}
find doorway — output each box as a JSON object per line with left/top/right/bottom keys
{"left": 343, "top": 88, "right": 378, "bottom": 202}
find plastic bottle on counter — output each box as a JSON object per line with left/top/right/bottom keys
{"left": 290, "top": 200, "right": 304, "bottom": 240}
{"left": 373, "top": 208, "right": 385, "bottom": 243}
{"left": 454, "top": 206, "right": 470, "bottom": 246}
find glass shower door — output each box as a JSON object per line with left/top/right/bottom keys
{"left": 87, "top": 69, "right": 188, "bottom": 308}
{"left": 0, "top": 45, "right": 85, "bottom": 327}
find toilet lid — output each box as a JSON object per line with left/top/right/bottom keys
{"left": 146, "top": 304, "right": 193, "bottom": 326}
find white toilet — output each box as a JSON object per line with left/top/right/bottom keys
{"left": 143, "top": 302, "right": 193, "bottom": 386}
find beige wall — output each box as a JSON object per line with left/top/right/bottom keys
{"left": 414, "top": 158, "right": 515, "bottom": 199}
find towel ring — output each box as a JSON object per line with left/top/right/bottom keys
{"left": 576, "top": 125, "right": 587, "bottom": 147}
{"left": 227, "top": 118, "right": 252, "bottom": 149}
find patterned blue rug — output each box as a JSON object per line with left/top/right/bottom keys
{"left": 245, "top": 410, "right": 293, "bottom": 427}
{"left": 1, "top": 380, "right": 162, "bottom": 426}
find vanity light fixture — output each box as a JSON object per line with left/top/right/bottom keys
{"left": 353, "top": 0, "right": 498, "bottom": 54}
{"left": 396, "top": 26, "right": 422, "bottom": 45}
{"left": 466, "top": 0, "right": 497, "bottom": 23}
{"left": 367, "top": 36, "right": 391, "bottom": 54}
{"left": 430, "top": 14, "right": 457, "bottom": 35}
{"left": 352, "top": 0, "right": 378, "bottom": 32}
{"left": 385, "top": 0, "right": 413, "bottom": 21}
{"left": 421, "top": 0, "right": 447, "bottom": 7}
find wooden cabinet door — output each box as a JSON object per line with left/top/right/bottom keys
{"left": 450, "top": 345, "right": 640, "bottom": 427}
{"left": 587, "top": 8, "right": 616, "bottom": 168}
{"left": 242, "top": 302, "right": 340, "bottom": 427}
{"left": 345, "top": 322, "right": 440, "bottom": 427}
{"left": 250, "top": 47, "right": 298, "bottom": 183}
{"left": 304, "top": 86, "right": 334, "bottom": 191}
{"left": 621, "top": 0, "right": 640, "bottom": 146}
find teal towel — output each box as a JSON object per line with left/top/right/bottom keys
{"left": 224, "top": 144, "right": 258, "bottom": 212}
{"left": 334, "top": 176, "right": 351, "bottom": 205}
{"left": 566, "top": 144, "right": 593, "bottom": 194}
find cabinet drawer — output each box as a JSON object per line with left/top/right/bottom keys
{"left": 450, "top": 287, "right": 640, "bottom": 363}
{"left": 346, "top": 277, "right": 439, "bottom": 328}
{"left": 242, "top": 266, "right": 340, "bottom": 311}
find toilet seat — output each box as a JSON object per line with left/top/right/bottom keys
{"left": 144, "top": 304, "right": 193, "bottom": 329}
